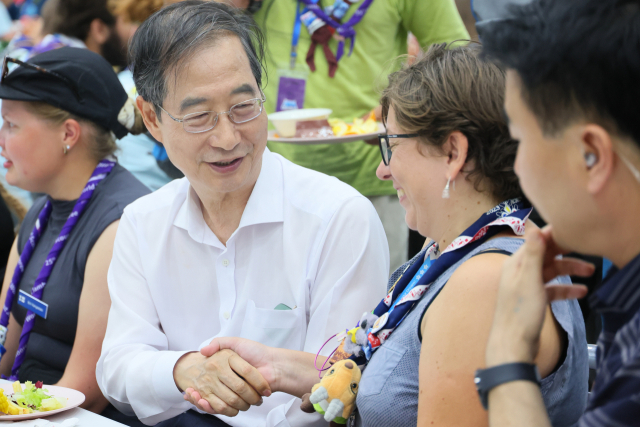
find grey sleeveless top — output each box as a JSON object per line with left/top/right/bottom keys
{"left": 13, "top": 163, "right": 150, "bottom": 384}
{"left": 355, "top": 238, "right": 589, "bottom": 427}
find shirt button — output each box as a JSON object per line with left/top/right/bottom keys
{"left": 222, "top": 259, "right": 229, "bottom": 267}
{"left": 223, "top": 312, "right": 230, "bottom": 320}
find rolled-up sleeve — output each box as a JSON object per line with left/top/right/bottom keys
{"left": 96, "top": 209, "right": 191, "bottom": 425}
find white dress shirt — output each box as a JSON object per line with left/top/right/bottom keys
{"left": 97, "top": 149, "right": 389, "bottom": 426}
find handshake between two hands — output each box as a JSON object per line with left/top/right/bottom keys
{"left": 173, "top": 338, "right": 276, "bottom": 418}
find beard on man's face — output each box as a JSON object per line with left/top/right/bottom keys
{"left": 101, "top": 29, "right": 128, "bottom": 69}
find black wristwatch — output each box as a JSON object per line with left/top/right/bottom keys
{"left": 474, "top": 363, "right": 541, "bottom": 409}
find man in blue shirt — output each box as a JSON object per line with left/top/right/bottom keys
{"left": 475, "top": 0, "right": 640, "bottom": 426}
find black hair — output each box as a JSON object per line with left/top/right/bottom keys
{"left": 129, "top": 0, "right": 266, "bottom": 118}
{"left": 481, "top": 0, "right": 640, "bottom": 147}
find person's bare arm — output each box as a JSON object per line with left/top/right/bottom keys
{"left": 55, "top": 221, "right": 120, "bottom": 414}
{"left": 484, "top": 227, "right": 593, "bottom": 427}
{"left": 0, "top": 238, "right": 22, "bottom": 377}
{"left": 417, "top": 251, "right": 566, "bottom": 427}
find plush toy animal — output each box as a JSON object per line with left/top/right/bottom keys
{"left": 342, "top": 312, "right": 378, "bottom": 357}
{"left": 300, "top": 359, "right": 361, "bottom": 425}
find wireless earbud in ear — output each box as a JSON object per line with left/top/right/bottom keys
{"left": 585, "top": 152, "right": 597, "bottom": 168}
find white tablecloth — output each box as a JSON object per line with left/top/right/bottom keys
{"left": 0, "top": 408, "right": 126, "bottom": 426}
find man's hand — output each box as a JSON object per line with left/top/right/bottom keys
{"left": 173, "top": 349, "right": 271, "bottom": 417}
{"left": 486, "top": 225, "right": 594, "bottom": 367}
{"left": 183, "top": 338, "right": 277, "bottom": 414}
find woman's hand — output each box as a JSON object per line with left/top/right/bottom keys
{"left": 486, "top": 225, "right": 594, "bottom": 367}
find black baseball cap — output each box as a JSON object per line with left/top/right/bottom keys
{"left": 0, "top": 47, "right": 131, "bottom": 139}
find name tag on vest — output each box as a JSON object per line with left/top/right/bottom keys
{"left": 17, "top": 290, "right": 48, "bottom": 319}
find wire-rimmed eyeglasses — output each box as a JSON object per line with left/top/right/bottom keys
{"left": 378, "top": 133, "right": 419, "bottom": 165}
{"left": 1, "top": 56, "right": 82, "bottom": 101}
{"left": 157, "top": 96, "right": 266, "bottom": 134}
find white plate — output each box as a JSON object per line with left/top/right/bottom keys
{"left": 0, "top": 380, "right": 85, "bottom": 421}
{"left": 268, "top": 122, "right": 385, "bottom": 145}
{"left": 267, "top": 108, "right": 333, "bottom": 137}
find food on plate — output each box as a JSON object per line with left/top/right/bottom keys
{"left": 329, "top": 113, "right": 378, "bottom": 137}
{"left": 0, "top": 381, "right": 67, "bottom": 415}
{"left": 294, "top": 119, "right": 335, "bottom": 138}
{"left": 269, "top": 109, "right": 380, "bottom": 139}
{"left": 0, "top": 391, "right": 29, "bottom": 415}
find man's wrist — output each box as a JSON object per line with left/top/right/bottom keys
{"left": 173, "top": 351, "right": 201, "bottom": 392}
{"left": 485, "top": 332, "right": 536, "bottom": 367}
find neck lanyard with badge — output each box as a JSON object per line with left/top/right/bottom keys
{"left": 276, "top": 0, "right": 374, "bottom": 112}
{"left": 0, "top": 160, "right": 115, "bottom": 380}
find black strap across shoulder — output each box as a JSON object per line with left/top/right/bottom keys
{"left": 472, "top": 249, "right": 512, "bottom": 257}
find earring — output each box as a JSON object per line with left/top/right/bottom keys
{"left": 442, "top": 177, "right": 451, "bottom": 199}
{"left": 63, "top": 145, "right": 70, "bottom": 155}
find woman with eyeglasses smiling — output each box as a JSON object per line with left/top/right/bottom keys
{"left": 188, "top": 43, "right": 589, "bottom": 427}
{"left": 0, "top": 47, "right": 150, "bottom": 425}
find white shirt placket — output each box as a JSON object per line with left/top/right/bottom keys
{"left": 216, "top": 239, "right": 236, "bottom": 327}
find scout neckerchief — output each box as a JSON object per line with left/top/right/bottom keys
{"left": 354, "top": 198, "right": 531, "bottom": 363}
{"left": 0, "top": 159, "right": 116, "bottom": 380}
{"left": 298, "top": 0, "right": 375, "bottom": 77}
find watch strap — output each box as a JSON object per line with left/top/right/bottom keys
{"left": 475, "top": 362, "right": 540, "bottom": 409}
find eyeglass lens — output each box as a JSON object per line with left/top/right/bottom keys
{"left": 182, "top": 99, "right": 263, "bottom": 133}
{"left": 379, "top": 135, "right": 391, "bottom": 165}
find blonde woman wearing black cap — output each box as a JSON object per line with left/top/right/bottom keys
{"left": 0, "top": 47, "right": 149, "bottom": 424}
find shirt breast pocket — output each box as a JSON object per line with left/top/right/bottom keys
{"left": 359, "top": 345, "right": 407, "bottom": 397}
{"left": 239, "top": 300, "right": 303, "bottom": 350}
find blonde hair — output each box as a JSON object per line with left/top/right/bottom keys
{"left": 24, "top": 101, "right": 145, "bottom": 162}
{"left": 0, "top": 181, "right": 27, "bottom": 222}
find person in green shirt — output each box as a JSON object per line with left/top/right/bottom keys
{"left": 207, "top": 0, "right": 469, "bottom": 271}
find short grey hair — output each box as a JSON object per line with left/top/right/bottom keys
{"left": 129, "top": 0, "right": 266, "bottom": 119}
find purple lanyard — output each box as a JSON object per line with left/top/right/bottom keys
{"left": 301, "top": 0, "right": 375, "bottom": 60}
{"left": 0, "top": 159, "right": 115, "bottom": 380}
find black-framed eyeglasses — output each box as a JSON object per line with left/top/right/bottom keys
{"left": 157, "top": 96, "right": 266, "bottom": 134}
{"left": 378, "top": 133, "right": 419, "bottom": 165}
{"left": 1, "top": 56, "right": 82, "bottom": 101}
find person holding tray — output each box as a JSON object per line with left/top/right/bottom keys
{"left": 0, "top": 47, "right": 149, "bottom": 425}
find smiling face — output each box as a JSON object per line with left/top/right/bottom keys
{"left": 0, "top": 100, "right": 65, "bottom": 193}
{"left": 147, "top": 35, "right": 268, "bottom": 202}
{"left": 376, "top": 106, "right": 447, "bottom": 236}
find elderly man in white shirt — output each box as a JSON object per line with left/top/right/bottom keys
{"left": 96, "top": 2, "right": 388, "bottom": 427}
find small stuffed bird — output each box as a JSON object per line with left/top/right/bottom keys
{"left": 300, "top": 359, "right": 361, "bottom": 425}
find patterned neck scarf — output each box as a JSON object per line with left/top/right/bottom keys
{"left": 357, "top": 199, "right": 531, "bottom": 362}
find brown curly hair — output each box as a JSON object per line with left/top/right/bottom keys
{"left": 380, "top": 42, "right": 523, "bottom": 202}
{"left": 108, "top": 0, "right": 163, "bottom": 23}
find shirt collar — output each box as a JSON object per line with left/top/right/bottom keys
{"left": 173, "top": 148, "right": 284, "bottom": 246}
{"left": 590, "top": 251, "right": 640, "bottom": 319}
